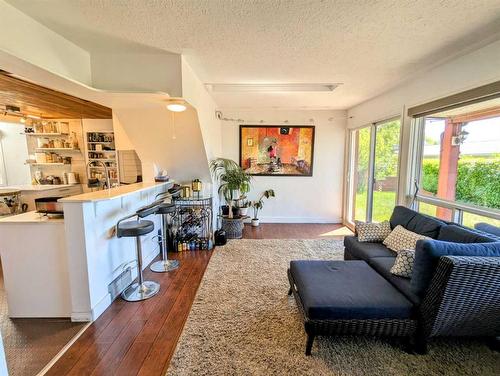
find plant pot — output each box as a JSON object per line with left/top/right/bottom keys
{"left": 221, "top": 216, "right": 244, "bottom": 239}
{"left": 251, "top": 218, "right": 260, "bottom": 227}
{"left": 221, "top": 205, "right": 240, "bottom": 217}
{"left": 239, "top": 207, "right": 249, "bottom": 216}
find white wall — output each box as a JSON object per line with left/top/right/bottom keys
{"left": 220, "top": 110, "right": 347, "bottom": 223}
{"left": 0, "top": 0, "right": 91, "bottom": 85}
{"left": 112, "top": 105, "right": 211, "bottom": 183}
{"left": 91, "top": 51, "right": 182, "bottom": 95}
{"left": 181, "top": 57, "right": 222, "bottom": 160}
{"left": 347, "top": 39, "right": 500, "bottom": 129}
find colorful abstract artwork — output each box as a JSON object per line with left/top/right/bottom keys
{"left": 239, "top": 125, "right": 315, "bottom": 176}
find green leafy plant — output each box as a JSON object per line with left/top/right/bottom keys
{"left": 251, "top": 189, "right": 275, "bottom": 220}
{"left": 209, "top": 158, "right": 252, "bottom": 218}
{"left": 421, "top": 156, "right": 500, "bottom": 209}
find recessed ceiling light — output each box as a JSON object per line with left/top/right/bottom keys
{"left": 166, "top": 100, "right": 187, "bottom": 112}
{"left": 204, "top": 83, "right": 342, "bottom": 93}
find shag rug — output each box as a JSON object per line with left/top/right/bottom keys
{"left": 167, "top": 239, "right": 499, "bottom": 375}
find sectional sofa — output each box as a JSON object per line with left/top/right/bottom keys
{"left": 288, "top": 206, "right": 500, "bottom": 355}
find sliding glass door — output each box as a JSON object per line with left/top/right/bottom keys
{"left": 372, "top": 119, "right": 401, "bottom": 221}
{"left": 347, "top": 126, "right": 371, "bottom": 222}
{"left": 347, "top": 118, "right": 401, "bottom": 225}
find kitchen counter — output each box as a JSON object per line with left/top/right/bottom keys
{"left": 0, "top": 210, "right": 63, "bottom": 224}
{"left": 58, "top": 181, "right": 173, "bottom": 203}
{"left": 0, "top": 179, "right": 171, "bottom": 321}
{"left": 0, "top": 209, "right": 69, "bottom": 318}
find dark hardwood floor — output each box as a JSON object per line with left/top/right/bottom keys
{"left": 48, "top": 223, "right": 349, "bottom": 375}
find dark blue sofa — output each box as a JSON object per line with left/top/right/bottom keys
{"left": 288, "top": 206, "right": 500, "bottom": 355}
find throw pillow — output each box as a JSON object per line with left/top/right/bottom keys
{"left": 355, "top": 220, "right": 391, "bottom": 242}
{"left": 390, "top": 249, "right": 415, "bottom": 278}
{"left": 383, "top": 225, "right": 428, "bottom": 252}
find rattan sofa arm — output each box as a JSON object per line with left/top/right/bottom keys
{"left": 419, "top": 256, "right": 500, "bottom": 338}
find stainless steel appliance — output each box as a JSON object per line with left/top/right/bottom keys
{"left": 34, "top": 197, "right": 64, "bottom": 215}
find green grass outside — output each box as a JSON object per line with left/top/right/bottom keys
{"left": 355, "top": 192, "right": 500, "bottom": 228}
{"left": 355, "top": 191, "right": 396, "bottom": 223}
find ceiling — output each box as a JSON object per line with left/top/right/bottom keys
{"left": 6, "top": 0, "right": 500, "bottom": 110}
{"left": 0, "top": 71, "right": 112, "bottom": 119}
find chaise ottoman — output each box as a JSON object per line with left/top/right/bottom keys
{"left": 287, "top": 260, "right": 417, "bottom": 355}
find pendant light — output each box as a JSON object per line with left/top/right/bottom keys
{"left": 166, "top": 99, "right": 187, "bottom": 112}
{"left": 166, "top": 99, "right": 186, "bottom": 140}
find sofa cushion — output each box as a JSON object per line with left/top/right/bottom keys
{"left": 290, "top": 260, "right": 414, "bottom": 320}
{"left": 390, "top": 250, "right": 415, "bottom": 278}
{"left": 475, "top": 222, "right": 500, "bottom": 237}
{"left": 367, "top": 257, "right": 421, "bottom": 305}
{"left": 411, "top": 239, "right": 500, "bottom": 297}
{"left": 438, "top": 224, "right": 499, "bottom": 243}
{"left": 390, "top": 206, "right": 445, "bottom": 238}
{"left": 383, "top": 225, "right": 428, "bottom": 252}
{"left": 344, "top": 236, "right": 395, "bottom": 260}
{"left": 355, "top": 220, "right": 392, "bottom": 242}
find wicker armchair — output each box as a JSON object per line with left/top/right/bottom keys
{"left": 415, "top": 256, "right": 500, "bottom": 353}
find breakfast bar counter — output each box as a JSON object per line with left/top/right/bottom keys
{"left": 0, "top": 181, "right": 172, "bottom": 321}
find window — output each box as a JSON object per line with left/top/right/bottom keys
{"left": 411, "top": 94, "right": 500, "bottom": 226}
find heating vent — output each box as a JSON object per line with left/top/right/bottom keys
{"left": 108, "top": 267, "right": 132, "bottom": 300}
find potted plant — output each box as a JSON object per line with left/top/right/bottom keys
{"left": 251, "top": 189, "right": 275, "bottom": 227}
{"left": 238, "top": 199, "right": 250, "bottom": 216}
{"left": 210, "top": 158, "right": 252, "bottom": 239}
{"left": 209, "top": 158, "right": 251, "bottom": 219}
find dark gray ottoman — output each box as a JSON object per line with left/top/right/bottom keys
{"left": 288, "top": 260, "right": 417, "bottom": 355}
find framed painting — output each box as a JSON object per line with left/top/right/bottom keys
{"left": 239, "top": 125, "right": 315, "bottom": 176}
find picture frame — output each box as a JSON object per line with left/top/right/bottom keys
{"left": 239, "top": 125, "right": 315, "bottom": 176}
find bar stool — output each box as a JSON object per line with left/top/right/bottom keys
{"left": 150, "top": 202, "right": 180, "bottom": 272}
{"left": 117, "top": 204, "right": 160, "bottom": 301}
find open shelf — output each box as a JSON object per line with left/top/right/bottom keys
{"left": 23, "top": 133, "right": 69, "bottom": 137}
{"left": 26, "top": 163, "right": 68, "bottom": 166}
{"left": 35, "top": 148, "right": 81, "bottom": 152}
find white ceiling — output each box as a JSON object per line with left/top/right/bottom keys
{"left": 6, "top": 0, "right": 500, "bottom": 110}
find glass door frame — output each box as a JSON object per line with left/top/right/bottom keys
{"left": 345, "top": 116, "right": 402, "bottom": 226}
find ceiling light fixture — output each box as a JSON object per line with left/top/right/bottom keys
{"left": 166, "top": 99, "right": 187, "bottom": 112}
{"left": 205, "top": 83, "right": 342, "bottom": 93}
{"left": 26, "top": 114, "right": 41, "bottom": 120}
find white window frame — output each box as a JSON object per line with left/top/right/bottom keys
{"left": 409, "top": 117, "right": 500, "bottom": 224}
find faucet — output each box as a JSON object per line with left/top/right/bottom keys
{"left": 86, "top": 160, "right": 111, "bottom": 190}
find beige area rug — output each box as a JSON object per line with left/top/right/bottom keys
{"left": 168, "top": 239, "right": 499, "bottom": 376}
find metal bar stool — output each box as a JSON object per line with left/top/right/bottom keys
{"left": 117, "top": 204, "right": 160, "bottom": 301}
{"left": 150, "top": 202, "right": 179, "bottom": 272}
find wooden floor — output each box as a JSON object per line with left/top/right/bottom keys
{"left": 48, "top": 223, "right": 348, "bottom": 375}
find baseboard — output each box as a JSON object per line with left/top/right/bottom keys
{"left": 71, "top": 311, "right": 93, "bottom": 322}
{"left": 253, "top": 216, "right": 343, "bottom": 224}
{"left": 72, "top": 247, "right": 160, "bottom": 323}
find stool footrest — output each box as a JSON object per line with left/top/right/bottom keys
{"left": 150, "top": 259, "right": 180, "bottom": 273}
{"left": 121, "top": 281, "right": 160, "bottom": 301}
